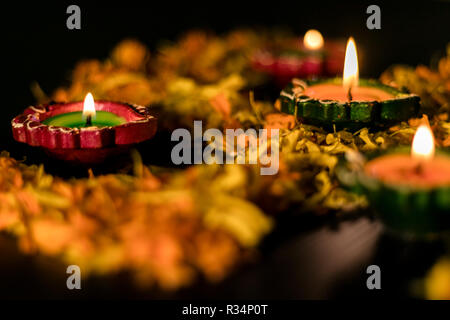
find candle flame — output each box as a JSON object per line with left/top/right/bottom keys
{"left": 343, "top": 37, "right": 359, "bottom": 90}
{"left": 83, "top": 92, "right": 96, "bottom": 118}
{"left": 412, "top": 124, "right": 435, "bottom": 161}
{"left": 303, "top": 29, "right": 324, "bottom": 50}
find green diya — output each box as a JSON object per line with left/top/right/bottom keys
{"left": 278, "top": 38, "right": 420, "bottom": 130}
{"left": 336, "top": 125, "right": 450, "bottom": 235}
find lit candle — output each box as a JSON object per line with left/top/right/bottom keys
{"left": 279, "top": 36, "right": 420, "bottom": 129}
{"left": 12, "top": 94, "right": 157, "bottom": 164}
{"left": 365, "top": 125, "right": 450, "bottom": 188}
{"left": 412, "top": 124, "right": 435, "bottom": 163}
{"left": 303, "top": 37, "right": 394, "bottom": 103}
{"left": 83, "top": 92, "right": 96, "bottom": 126}
{"left": 337, "top": 124, "right": 450, "bottom": 233}
{"left": 42, "top": 93, "right": 126, "bottom": 128}
{"left": 251, "top": 29, "right": 345, "bottom": 86}
{"left": 343, "top": 37, "right": 358, "bottom": 100}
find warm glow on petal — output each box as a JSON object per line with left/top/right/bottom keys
{"left": 343, "top": 37, "right": 359, "bottom": 90}
{"left": 83, "top": 92, "right": 96, "bottom": 118}
{"left": 303, "top": 29, "right": 324, "bottom": 50}
{"left": 412, "top": 125, "right": 435, "bottom": 161}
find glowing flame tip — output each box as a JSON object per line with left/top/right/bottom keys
{"left": 412, "top": 124, "right": 435, "bottom": 161}
{"left": 83, "top": 92, "right": 96, "bottom": 118}
{"left": 303, "top": 29, "right": 324, "bottom": 50}
{"left": 343, "top": 37, "right": 359, "bottom": 89}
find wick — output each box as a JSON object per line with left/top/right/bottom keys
{"left": 414, "top": 162, "right": 424, "bottom": 176}
{"left": 86, "top": 115, "right": 92, "bottom": 127}
{"left": 347, "top": 86, "right": 353, "bottom": 102}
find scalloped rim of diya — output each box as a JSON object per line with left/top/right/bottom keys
{"left": 279, "top": 78, "right": 421, "bottom": 130}
{"left": 251, "top": 39, "right": 345, "bottom": 79}
{"left": 251, "top": 49, "right": 325, "bottom": 78}
{"left": 336, "top": 148, "right": 450, "bottom": 235}
{"left": 11, "top": 101, "right": 157, "bottom": 164}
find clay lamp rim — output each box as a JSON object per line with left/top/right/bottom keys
{"left": 250, "top": 33, "right": 345, "bottom": 77}
{"left": 278, "top": 78, "right": 421, "bottom": 130}
{"left": 335, "top": 147, "right": 450, "bottom": 234}
{"left": 11, "top": 100, "right": 157, "bottom": 150}
{"left": 284, "top": 78, "right": 420, "bottom": 105}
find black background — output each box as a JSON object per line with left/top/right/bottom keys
{"left": 0, "top": 0, "right": 449, "bottom": 300}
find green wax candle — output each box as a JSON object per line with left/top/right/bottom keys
{"left": 43, "top": 111, "right": 126, "bottom": 128}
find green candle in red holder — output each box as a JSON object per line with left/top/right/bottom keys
{"left": 42, "top": 93, "right": 126, "bottom": 128}
{"left": 12, "top": 93, "right": 157, "bottom": 165}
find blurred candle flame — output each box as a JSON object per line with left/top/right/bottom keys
{"left": 83, "top": 92, "right": 96, "bottom": 118}
{"left": 303, "top": 29, "right": 324, "bottom": 50}
{"left": 412, "top": 125, "right": 435, "bottom": 161}
{"left": 343, "top": 37, "right": 359, "bottom": 90}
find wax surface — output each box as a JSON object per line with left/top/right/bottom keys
{"left": 365, "top": 154, "right": 450, "bottom": 188}
{"left": 43, "top": 111, "right": 126, "bottom": 128}
{"left": 304, "top": 84, "right": 394, "bottom": 102}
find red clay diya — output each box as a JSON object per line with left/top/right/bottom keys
{"left": 278, "top": 37, "right": 420, "bottom": 130}
{"left": 251, "top": 29, "right": 345, "bottom": 87}
{"left": 11, "top": 93, "right": 157, "bottom": 165}
{"left": 337, "top": 125, "right": 450, "bottom": 235}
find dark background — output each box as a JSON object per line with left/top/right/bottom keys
{"left": 0, "top": 0, "right": 449, "bottom": 299}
